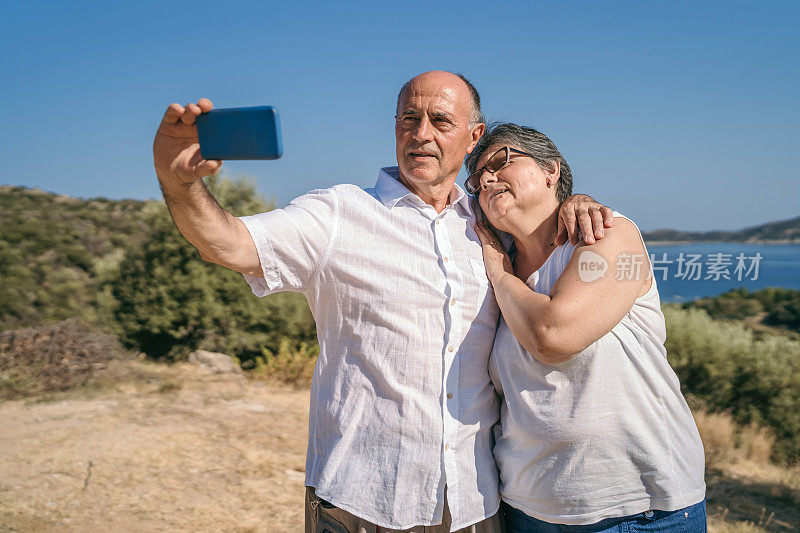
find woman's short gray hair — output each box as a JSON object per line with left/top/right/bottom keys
{"left": 465, "top": 123, "right": 573, "bottom": 202}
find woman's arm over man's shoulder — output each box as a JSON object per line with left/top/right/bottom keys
{"left": 488, "top": 217, "right": 651, "bottom": 364}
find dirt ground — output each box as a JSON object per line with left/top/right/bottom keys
{"left": 2, "top": 360, "right": 798, "bottom": 532}
{"left": 0, "top": 361, "right": 309, "bottom": 532}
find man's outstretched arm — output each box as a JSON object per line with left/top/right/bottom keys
{"left": 153, "top": 98, "right": 262, "bottom": 277}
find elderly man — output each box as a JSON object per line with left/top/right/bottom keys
{"left": 152, "top": 71, "right": 612, "bottom": 532}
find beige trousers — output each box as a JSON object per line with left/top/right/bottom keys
{"left": 305, "top": 486, "right": 503, "bottom": 533}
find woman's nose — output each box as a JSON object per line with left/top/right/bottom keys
{"left": 480, "top": 171, "right": 498, "bottom": 190}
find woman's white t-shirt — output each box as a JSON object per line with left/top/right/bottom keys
{"left": 489, "top": 213, "right": 706, "bottom": 525}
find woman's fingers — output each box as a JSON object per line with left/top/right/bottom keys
{"left": 474, "top": 223, "right": 490, "bottom": 244}
{"left": 475, "top": 222, "right": 497, "bottom": 245}
{"left": 475, "top": 223, "right": 506, "bottom": 254}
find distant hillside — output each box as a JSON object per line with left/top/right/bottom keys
{"left": 643, "top": 215, "right": 800, "bottom": 244}
{"left": 0, "top": 182, "right": 316, "bottom": 363}
{"left": 0, "top": 185, "right": 152, "bottom": 330}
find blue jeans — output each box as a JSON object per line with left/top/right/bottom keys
{"left": 501, "top": 500, "right": 707, "bottom": 532}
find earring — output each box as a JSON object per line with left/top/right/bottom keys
{"left": 546, "top": 179, "right": 552, "bottom": 188}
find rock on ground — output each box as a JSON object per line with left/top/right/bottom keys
{"left": 188, "top": 350, "right": 242, "bottom": 374}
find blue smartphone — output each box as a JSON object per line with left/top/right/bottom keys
{"left": 196, "top": 106, "right": 283, "bottom": 160}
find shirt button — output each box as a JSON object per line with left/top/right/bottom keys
{"left": 447, "top": 393, "right": 453, "bottom": 399}
{"left": 444, "top": 444, "right": 451, "bottom": 451}
{"left": 435, "top": 219, "right": 441, "bottom": 225}
{"left": 443, "top": 256, "right": 449, "bottom": 263}
{"left": 447, "top": 345, "right": 454, "bottom": 353}
{"left": 450, "top": 299, "right": 456, "bottom": 307}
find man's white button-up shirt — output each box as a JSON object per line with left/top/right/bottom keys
{"left": 238, "top": 167, "right": 500, "bottom": 531}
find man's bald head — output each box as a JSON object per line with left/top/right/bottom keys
{"left": 394, "top": 70, "right": 486, "bottom": 206}
{"left": 396, "top": 71, "right": 484, "bottom": 125}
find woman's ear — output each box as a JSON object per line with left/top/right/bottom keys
{"left": 547, "top": 160, "right": 560, "bottom": 188}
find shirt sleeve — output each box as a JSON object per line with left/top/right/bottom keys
{"left": 237, "top": 187, "right": 338, "bottom": 297}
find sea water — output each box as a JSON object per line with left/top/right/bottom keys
{"left": 643, "top": 243, "right": 800, "bottom": 302}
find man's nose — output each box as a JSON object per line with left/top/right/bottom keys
{"left": 412, "top": 116, "right": 433, "bottom": 142}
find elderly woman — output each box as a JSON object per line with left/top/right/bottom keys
{"left": 465, "top": 124, "right": 707, "bottom": 532}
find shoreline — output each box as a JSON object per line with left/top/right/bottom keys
{"left": 643, "top": 239, "right": 800, "bottom": 246}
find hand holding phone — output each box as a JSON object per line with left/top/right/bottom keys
{"left": 153, "top": 98, "right": 224, "bottom": 185}
{"left": 197, "top": 106, "right": 283, "bottom": 161}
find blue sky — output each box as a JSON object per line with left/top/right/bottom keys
{"left": 1, "top": 0, "right": 797, "bottom": 231}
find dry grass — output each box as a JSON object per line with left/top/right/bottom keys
{"left": 739, "top": 424, "right": 777, "bottom": 466}
{"left": 693, "top": 406, "right": 778, "bottom": 469}
{"left": 711, "top": 521, "right": 770, "bottom": 533}
{"left": 709, "top": 507, "right": 778, "bottom": 532}
{"left": 0, "top": 319, "right": 132, "bottom": 400}
{"left": 694, "top": 406, "right": 800, "bottom": 531}
{"left": 0, "top": 360, "right": 309, "bottom": 532}
{"left": 2, "top": 356, "right": 799, "bottom": 531}
{"left": 695, "top": 408, "right": 739, "bottom": 465}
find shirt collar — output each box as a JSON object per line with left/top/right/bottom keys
{"left": 374, "top": 166, "right": 472, "bottom": 215}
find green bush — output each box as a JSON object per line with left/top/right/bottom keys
{"left": 684, "top": 288, "right": 764, "bottom": 320}
{"left": 684, "top": 287, "right": 800, "bottom": 333}
{"left": 766, "top": 297, "right": 800, "bottom": 330}
{"left": 107, "top": 176, "right": 318, "bottom": 363}
{"left": 665, "top": 305, "right": 800, "bottom": 462}
{"left": 252, "top": 338, "right": 319, "bottom": 385}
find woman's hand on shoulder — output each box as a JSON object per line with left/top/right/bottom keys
{"left": 474, "top": 220, "right": 513, "bottom": 286}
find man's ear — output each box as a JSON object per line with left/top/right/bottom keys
{"left": 466, "top": 123, "right": 485, "bottom": 154}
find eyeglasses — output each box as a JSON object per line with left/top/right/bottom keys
{"left": 465, "top": 146, "right": 537, "bottom": 195}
